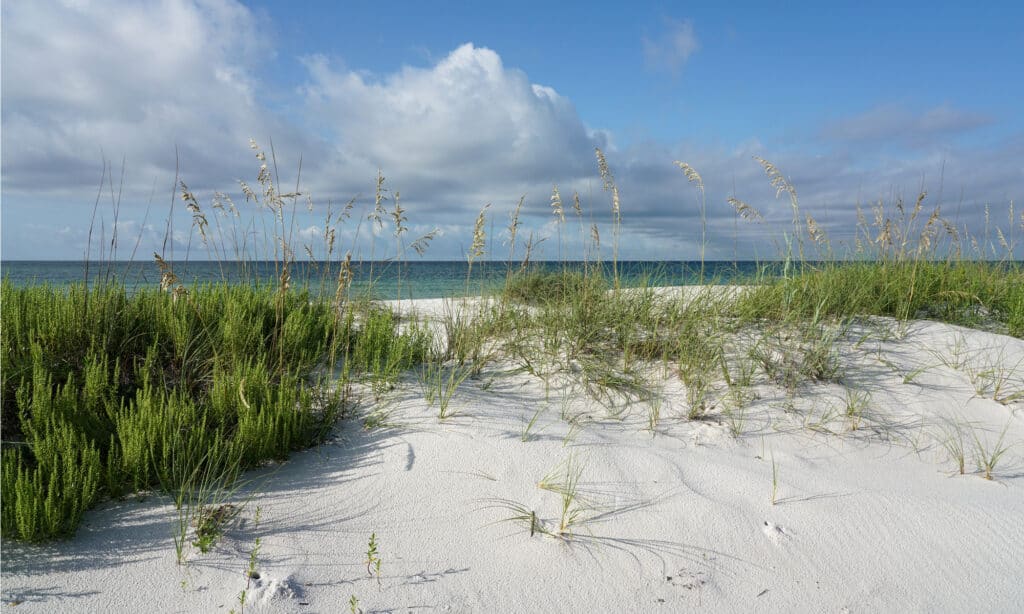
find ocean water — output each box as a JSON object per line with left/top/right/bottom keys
{"left": 1, "top": 260, "right": 772, "bottom": 299}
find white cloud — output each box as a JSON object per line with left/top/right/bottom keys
{"left": 1, "top": 0, "right": 313, "bottom": 198}
{"left": 821, "top": 103, "right": 992, "bottom": 147}
{"left": 643, "top": 18, "right": 700, "bottom": 76}
{"left": 300, "top": 43, "right": 602, "bottom": 198}
{"left": 1, "top": 3, "right": 1020, "bottom": 262}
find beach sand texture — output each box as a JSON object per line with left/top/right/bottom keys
{"left": 3, "top": 294, "right": 1023, "bottom": 613}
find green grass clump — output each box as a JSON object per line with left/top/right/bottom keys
{"left": 0, "top": 280, "right": 355, "bottom": 542}
{"left": 502, "top": 269, "right": 605, "bottom": 305}
{"left": 735, "top": 260, "right": 1024, "bottom": 334}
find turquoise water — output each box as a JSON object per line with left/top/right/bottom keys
{"left": 1, "top": 260, "right": 770, "bottom": 299}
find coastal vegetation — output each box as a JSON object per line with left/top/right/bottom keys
{"left": 2, "top": 143, "right": 1022, "bottom": 547}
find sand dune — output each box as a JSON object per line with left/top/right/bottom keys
{"left": 3, "top": 295, "right": 1023, "bottom": 613}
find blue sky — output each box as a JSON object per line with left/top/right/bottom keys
{"left": 2, "top": 0, "right": 1022, "bottom": 261}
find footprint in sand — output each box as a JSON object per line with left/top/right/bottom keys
{"left": 246, "top": 573, "right": 301, "bottom": 605}
{"left": 762, "top": 520, "right": 794, "bottom": 544}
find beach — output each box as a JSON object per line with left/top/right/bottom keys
{"left": 3, "top": 291, "right": 1023, "bottom": 613}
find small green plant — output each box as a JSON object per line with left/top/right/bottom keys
{"left": 971, "top": 422, "right": 1013, "bottom": 481}
{"left": 901, "top": 363, "right": 932, "bottom": 385}
{"left": 750, "top": 319, "right": 845, "bottom": 394}
{"left": 487, "top": 499, "right": 547, "bottom": 537}
{"left": 966, "top": 353, "right": 1024, "bottom": 405}
{"left": 365, "top": 533, "right": 382, "bottom": 587}
{"left": 931, "top": 333, "right": 970, "bottom": 370}
{"left": 646, "top": 388, "right": 664, "bottom": 432}
{"left": 349, "top": 594, "right": 362, "bottom": 614}
{"left": 419, "top": 357, "right": 474, "bottom": 420}
{"left": 562, "top": 415, "right": 585, "bottom": 447}
{"left": 361, "top": 405, "right": 398, "bottom": 430}
{"left": 521, "top": 406, "right": 545, "bottom": 442}
{"left": 723, "top": 404, "right": 748, "bottom": 438}
{"left": 193, "top": 503, "right": 239, "bottom": 554}
{"left": 676, "top": 322, "right": 722, "bottom": 420}
{"left": 538, "top": 453, "right": 587, "bottom": 537}
{"left": 937, "top": 419, "right": 968, "bottom": 475}
{"left": 351, "top": 306, "right": 429, "bottom": 401}
{"left": 770, "top": 452, "right": 779, "bottom": 505}
{"left": 844, "top": 388, "right": 871, "bottom": 432}
{"left": 237, "top": 506, "right": 262, "bottom": 614}
{"left": 167, "top": 446, "right": 245, "bottom": 565}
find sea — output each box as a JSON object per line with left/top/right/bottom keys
{"left": 0, "top": 260, "right": 773, "bottom": 300}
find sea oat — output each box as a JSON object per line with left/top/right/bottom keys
{"left": 728, "top": 197, "right": 764, "bottom": 222}
{"left": 551, "top": 185, "right": 565, "bottom": 223}
{"left": 180, "top": 181, "right": 209, "bottom": 243}
{"left": 595, "top": 148, "right": 620, "bottom": 219}
{"left": 154, "top": 252, "right": 186, "bottom": 299}
{"left": 410, "top": 229, "right": 439, "bottom": 256}
{"left": 674, "top": 161, "right": 704, "bottom": 190}
{"left": 506, "top": 196, "right": 524, "bottom": 264}
{"left": 508, "top": 196, "right": 524, "bottom": 246}
{"left": 370, "top": 170, "right": 387, "bottom": 231}
{"left": 335, "top": 252, "right": 353, "bottom": 305}
{"left": 596, "top": 148, "right": 613, "bottom": 190}
{"left": 919, "top": 207, "right": 941, "bottom": 255}
{"left": 754, "top": 156, "right": 797, "bottom": 204}
{"left": 806, "top": 214, "right": 826, "bottom": 246}
{"left": 469, "top": 204, "right": 490, "bottom": 262}
{"left": 391, "top": 192, "right": 408, "bottom": 237}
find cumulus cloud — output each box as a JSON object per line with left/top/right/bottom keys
{"left": 300, "top": 44, "right": 602, "bottom": 202}
{"left": 1, "top": 0, "right": 317, "bottom": 198}
{"left": 643, "top": 18, "right": 700, "bottom": 76}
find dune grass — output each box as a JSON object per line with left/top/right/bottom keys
{"left": 2, "top": 144, "right": 1022, "bottom": 545}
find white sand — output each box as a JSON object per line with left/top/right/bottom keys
{"left": 3, "top": 292, "right": 1024, "bottom": 612}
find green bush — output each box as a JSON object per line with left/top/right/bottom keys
{"left": 0, "top": 280, "right": 357, "bottom": 542}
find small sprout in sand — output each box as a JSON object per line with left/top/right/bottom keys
{"left": 366, "top": 533, "right": 382, "bottom": 587}
{"left": 562, "top": 415, "right": 584, "bottom": 446}
{"left": 193, "top": 503, "right": 239, "bottom": 553}
{"left": 236, "top": 506, "right": 263, "bottom": 613}
{"left": 349, "top": 594, "right": 362, "bottom": 614}
{"left": 902, "top": 363, "right": 932, "bottom": 385}
{"left": 770, "top": 452, "right": 780, "bottom": 505}
{"left": 522, "top": 406, "right": 545, "bottom": 442}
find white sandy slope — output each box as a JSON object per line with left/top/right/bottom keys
{"left": 3, "top": 292, "right": 1024, "bottom": 613}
